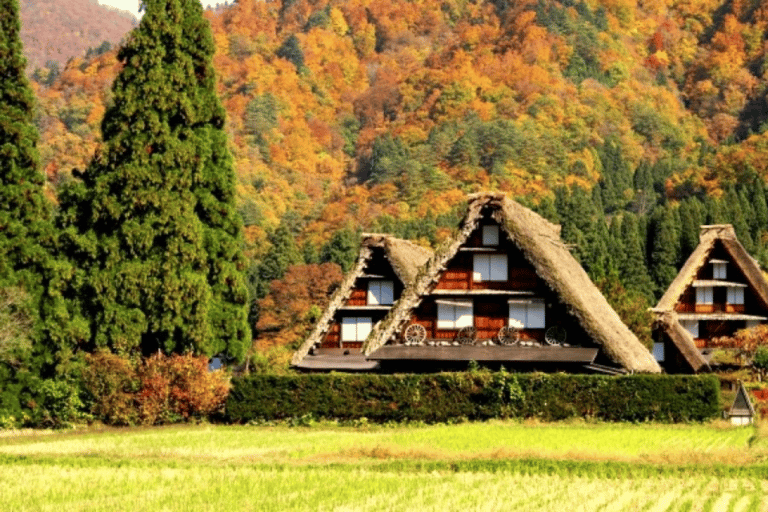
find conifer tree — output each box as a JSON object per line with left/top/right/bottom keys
{"left": 649, "top": 206, "right": 680, "bottom": 294}
{"left": 0, "top": 0, "right": 78, "bottom": 418}
{"left": 617, "top": 212, "right": 655, "bottom": 301}
{"left": 0, "top": 0, "right": 52, "bottom": 291}
{"left": 678, "top": 197, "right": 703, "bottom": 258}
{"left": 60, "top": 0, "right": 250, "bottom": 361}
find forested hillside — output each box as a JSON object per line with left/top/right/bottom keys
{"left": 30, "top": 0, "right": 768, "bottom": 356}
{"left": 19, "top": 0, "right": 136, "bottom": 74}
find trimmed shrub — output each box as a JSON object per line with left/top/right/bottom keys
{"left": 226, "top": 372, "right": 721, "bottom": 423}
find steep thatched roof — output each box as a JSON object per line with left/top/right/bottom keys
{"left": 653, "top": 311, "right": 710, "bottom": 373}
{"left": 655, "top": 225, "right": 768, "bottom": 311}
{"left": 652, "top": 224, "right": 768, "bottom": 373}
{"left": 364, "top": 192, "right": 661, "bottom": 373}
{"left": 291, "top": 235, "right": 433, "bottom": 366}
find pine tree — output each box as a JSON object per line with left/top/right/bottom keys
{"left": 60, "top": 0, "right": 250, "bottom": 361}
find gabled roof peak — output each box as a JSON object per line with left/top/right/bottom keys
{"left": 700, "top": 224, "right": 736, "bottom": 241}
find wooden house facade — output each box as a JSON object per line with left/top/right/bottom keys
{"left": 363, "top": 193, "right": 660, "bottom": 374}
{"left": 652, "top": 225, "right": 768, "bottom": 373}
{"left": 292, "top": 235, "right": 432, "bottom": 371}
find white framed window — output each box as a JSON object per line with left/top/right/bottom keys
{"left": 653, "top": 342, "right": 665, "bottom": 362}
{"left": 368, "top": 280, "right": 394, "bottom": 305}
{"left": 681, "top": 319, "right": 699, "bottom": 338}
{"left": 482, "top": 225, "right": 500, "bottom": 246}
{"left": 436, "top": 300, "right": 473, "bottom": 329}
{"left": 508, "top": 299, "right": 546, "bottom": 329}
{"left": 696, "top": 286, "right": 713, "bottom": 304}
{"left": 727, "top": 287, "right": 744, "bottom": 305}
{"left": 473, "top": 254, "right": 508, "bottom": 282}
{"left": 341, "top": 317, "right": 372, "bottom": 342}
{"left": 712, "top": 261, "right": 727, "bottom": 280}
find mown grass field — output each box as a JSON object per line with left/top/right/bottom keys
{"left": 2, "top": 421, "right": 768, "bottom": 511}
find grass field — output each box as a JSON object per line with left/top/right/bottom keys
{"left": 2, "top": 421, "right": 768, "bottom": 511}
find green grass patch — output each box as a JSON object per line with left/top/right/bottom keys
{"left": 1, "top": 422, "right": 767, "bottom": 511}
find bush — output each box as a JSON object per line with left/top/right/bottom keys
{"left": 81, "top": 352, "right": 230, "bottom": 426}
{"left": 82, "top": 351, "right": 139, "bottom": 425}
{"left": 31, "top": 379, "right": 87, "bottom": 428}
{"left": 226, "top": 372, "right": 721, "bottom": 424}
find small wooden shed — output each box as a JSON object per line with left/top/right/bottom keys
{"left": 728, "top": 381, "right": 755, "bottom": 425}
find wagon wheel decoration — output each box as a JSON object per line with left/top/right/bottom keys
{"left": 404, "top": 323, "right": 427, "bottom": 345}
{"left": 497, "top": 325, "right": 521, "bottom": 346}
{"left": 544, "top": 326, "right": 567, "bottom": 346}
{"left": 457, "top": 326, "right": 478, "bottom": 345}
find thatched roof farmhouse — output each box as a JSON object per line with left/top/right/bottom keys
{"left": 292, "top": 234, "right": 432, "bottom": 370}
{"left": 292, "top": 192, "right": 660, "bottom": 373}
{"left": 652, "top": 224, "right": 768, "bottom": 373}
{"left": 363, "top": 192, "right": 661, "bottom": 374}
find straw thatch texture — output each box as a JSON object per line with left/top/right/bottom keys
{"left": 652, "top": 224, "right": 768, "bottom": 372}
{"left": 653, "top": 311, "right": 710, "bottom": 373}
{"left": 291, "top": 235, "right": 432, "bottom": 366}
{"left": 364, "top": 192, "right": 661, "bottom": 373}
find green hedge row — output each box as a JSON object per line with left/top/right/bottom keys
{"left": 226, "top": 372, "right": 721, "bottom": 423}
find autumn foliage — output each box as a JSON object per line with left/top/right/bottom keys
{"left": 82, "top": 352, "right": 230, "bottom": 426}
{"left": 25, "top": 0, "right": 768, "bottom": 364}
{"left": 256, "top": 263, "right": 343, "bottom": 349}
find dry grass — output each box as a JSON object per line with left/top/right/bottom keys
{"left": 2, "top": 421, "right": 767, "bottom": 511}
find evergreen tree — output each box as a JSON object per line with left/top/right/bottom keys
{"left": 749, "top": 180, "right": 768, "bottom": 237}
{"left": 597, "top": 138, "right": 632, "bottom": 211}
{"left": 0, "top": 0, "right": 82, "bottom": 419}
{"left": 255, "top": 223, "right": 302, "bottom": 299}
{"left": 617, "top": 212, "right": 655, "bottom": 301}
{"left": 320, "top": 228, "right": 359, "bottom": 272}
{"left": 0, "top": 0, "right": 52, "bottom": 293}
{"left": 60, "top": 0, "right": 250, "bottom": 361}
{"left": 649, "top": 206, "right": 680, "bottom": 295}
{"left": 678, "top": 197, "right": 703, "bottom": 259}
{"left": 722, "top": 187, "right": 752, "bottom": 252}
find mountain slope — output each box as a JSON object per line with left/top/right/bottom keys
{"left": 20, "top": 0, "right": 136, "bottom": 72}
{"left": 31, "top": 0, "right": 768, "bottom": 252}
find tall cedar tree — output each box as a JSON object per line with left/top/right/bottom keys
{"left": 0, "top": 0, "right": 52, "bottom": 291}
{"left": 59, "top": 0, "right": 250, "bottom": 361}
{"left": 0, "top": 0, "right": 73, "bottom": 417}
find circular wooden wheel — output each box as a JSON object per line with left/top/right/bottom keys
{"left": 457, "top": 326, "right": 477, "bottom": 345}
{"left": 497, "top": 325, "right": 520, "bottom": 346}
{"left": 404, "top": 323, "right": 427, "bottom": 345}
{"left": 545, "top": 326, "right": 567, "bottom": 346}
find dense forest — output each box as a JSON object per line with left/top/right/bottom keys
{"left": 24, "top": 0, "right": 768, "bottom": 362}
{"left": 19, "top": 0, "right": 136, "bottom": 72}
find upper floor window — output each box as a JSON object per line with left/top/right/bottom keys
{"left": 482, "top": 225, "right": 500, "bottom": 246}
{"left": 473, "top": 254, "right": 508, "bottom": 282}
{"left": 712, "top": 261, "right": 727, "bottom": 280}
{"left": 368, "top": 280, "right": 394, "bottom": 305}
{"left": 727, "top": 287, "right": 744, "bottom": 305}
{"left": 696, "top": 286, "right": 713, "bottom": 304}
